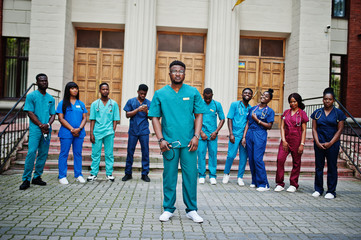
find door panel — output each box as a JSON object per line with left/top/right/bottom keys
{"left": 181, "top": 54, "right": 205, "bottom": 93}
{"left": 155, "top": 53, "right": 181, "bottom": 91}
{"left": 237, "top": 57, "right": 259, "bottom": 107}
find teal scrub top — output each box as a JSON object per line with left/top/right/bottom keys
{"left": 148, "top": 84, "right": 206, "bottom": 147}
{"left": 89, "top": 99, "right": 120, "bottom": 139}
{"left": 202, "top": 100, "right": 225, "bottom": 136}
{"left": 24, "top": 90, "right": 56, "bottom": 134}
{"left": 227, "top": 101, "right": 252, "bottom": 137}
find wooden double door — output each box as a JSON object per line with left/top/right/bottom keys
{"left": 237, "top": 56, "right": 284, "bottom": 128}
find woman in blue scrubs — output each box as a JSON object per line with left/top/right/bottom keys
{"left": 311, "top": 88, "right": 346, "bottom": 199}
{"left": 56, "top": 82, "right": 87, "bottom": 184}
{"left": 242, "top": 89, "right": 275, "bottom": 191}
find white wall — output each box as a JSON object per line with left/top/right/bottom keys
{"left": 2, "top": 0, "right": 31, "bottom": 37}
{"left": 330, "top": 18, "right": 348, "bottom": 55}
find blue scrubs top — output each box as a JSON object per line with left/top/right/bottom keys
{"left": 24, "top": 90, "right": 55, "bottom": 134}
{"left": 247, "top": 105, "right": 275, "bottom": 131}
{"left": 56, "top": 100, "right": 88, "bottom": 139}
{"left": 202, "top": 100, "right": 225, "bottom": 136}
{"left": 123, "top": 97, "right": 151, "bottom": 136}
{"left": 89, "top": 99, "right": 120, "bottom": 139}
{"left": 227, "top": 101, "right": 252, "bottom": 137}
{"left": 148, "top": 84, "right": 206, "bottom": 147}
{"left": 311, "top": 107, "right": 346, "bottom": 143}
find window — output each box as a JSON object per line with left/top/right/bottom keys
{"left": 2, "top": 37, "right": 29, "bottom": 98}
{"left": 239, "top": 37, "right": 284, "bottom": 57}
{"left": 330, "top": 55, "right": 345, "bottom": 100}
{"left": 76, "top": 29, "right": 124, "bottom": 49}
{"left": 332, "top": 0, "right": 347, "bottom": 18}
{"left": 157, "top": 33, "right": 205, "bottom": 53}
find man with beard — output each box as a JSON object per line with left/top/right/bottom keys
{"left": 87, "top": 83, "right": 120, "bottom": 182}
{"left": 222, "top": 88, "right": 253, "bottom": 186}
{"left": 149, "top": 60, "right": 206, "bottom": 223}
{"left": 122, "top": 84, "right": 151, "bottom": 182}
{"left": 19, "top": 73, "right": 56, "bottom": 190}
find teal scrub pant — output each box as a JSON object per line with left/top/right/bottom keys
{"left": 163, "top": 147, "right": 198, "bottom": 213}
{"left": 197, "top": 137, "right": 218, "bottom": 179}
{"left": 224, "top": 136, "right": 248, "bottom": 178}
{"left": 90, "top": 134, "right": 114, "bottom": 176}
{"left": 22, "top": 131, "right": 51, "bottom": 181}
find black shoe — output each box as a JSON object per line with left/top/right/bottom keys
{"left": 122, "top": 174, "right": 132, "bottom": 182}
{"left": 31, "top": 177, "right": 47, "bottom": 186}
{"left": 141, "top": 175, "right": 150, "bottom": 182}
{"left": 19, "top": 180, "right": 30, "bottom": 190}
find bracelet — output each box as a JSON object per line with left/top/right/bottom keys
{"left": 258, "top": 120, "right": 261, "bottom": 124}
{"left": 301, "top": 143, "right": 305, "bottom": 146}
{"left": 158, "top": 138, "right": 165, "bottom": 143}
{"left": 47, "top": 123, "right": 50, "bottom": 127}
{"left": 194, "top": 134, "right": 200, "bottom": 139}
{"left": 215, "top": 131, "right": 218, "bottom": 135}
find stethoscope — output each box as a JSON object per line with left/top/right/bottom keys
{"left": 96, "top": 98, "right": 113, "bottom": 112}
{"left": 252, "top": 104, "right": 268, "bottom": 120}
{"left": 162, "top": 140, "right": 181, "bottom": 161}
{"left": 238, "top": 101, "right": 249, "bottom": 116}
{"left": 283, "top": 109, "right": 302, "bottom": 127}
{"left": 314, "top": 107, "right": 339, "bottom": 123}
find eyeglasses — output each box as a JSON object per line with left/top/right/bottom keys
{"left": 170, "top": 70, "right": 185, "bottom": 75}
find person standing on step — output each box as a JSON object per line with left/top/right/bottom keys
{"left": 56, "top": 82, "right": 87, "bottom": 185}
{"left": 274, "top": 93, "right": 308, "bottom": 193}
{"left": 87, "top": 83, "right": 120, "bottom": 182}
{"left": 222, "top": 88, "right": 253, "bottom": 186}
{"left": 149, "top": 60, "right": 206, "bottom": 223}
{"left": 242, "top": 89, "right": 275, "bottom": 192}
{"left": 19, "top": 73, "right": 56, "bottom": 190}
{"left": 122, "top": 84, "right": 151, "bottom": 182}
{"left": 311, "top": 87, "right": 346, "bottom": 199}
{"left": 197, "top": 88, "right": 225, "bottom": 185}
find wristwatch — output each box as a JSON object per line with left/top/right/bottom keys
{"left": 158, "top": 138, "right": 165, "bottom": 143}
{"left": 194, "top": 134, "right": 200, "bottom": 139}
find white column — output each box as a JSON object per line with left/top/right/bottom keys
{"left": 27, "top": 0, "right": 71, "bottom": 92}
{"left": 205, "top": 0, "right": 240, "bottom": 115}
{"left": 121, "top": 0, "right": 157, "bottom": 125}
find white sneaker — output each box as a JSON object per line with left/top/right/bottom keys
{"left": 237, "top": 178, "right": 245, "bottom": 186}
{"left": 159, "top": 211, "right": 173, "bottom": 222}
{"left": 222, "top": 174, "right": 229, "bottom": 184}
{"left": 249, "top": 184, "right": 256, "bottom": 188}
{"left": 106, "top": 175, "right": 115, "bottom": 182}
{"left": 76, "top": 176, "right": 86, "bottom": 183}
{"left": 199, "top": 178, "right": 205, "bottom": 184}
{"left": 186, "top": 210, "right": 203, "bottom": 223}
{"left": 312, "top": 191, "right": 321, "bottom": 197}
{"left": 324, "top": 193, "right": 335, "bottom": 199}
{"left": 210, "top": 178, "right": 217, "bottom": 185}
{"left": 274, "top": 185, "right": 284, "bottom": 192}
{"left": 59, "top": 177, "right": 69, "bottom": 185}
{"left": 87, "top": 175, "right": 97, "bottom": 182}
{"left": 286, "top": 185, "right": 297, "bottom": 193}
{"left": 256, "top": 186, "right": 270, "bottom": 192}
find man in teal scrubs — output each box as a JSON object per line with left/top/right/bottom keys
{"left": 19, "top": 73, "right": 56, "bottom": 190}
{"left": 149, "top": 60, "right": 206, "bottom": 223}
{"left": 198, "top": 88, "right": 225, "bottom": 185}
{"left": 87, "top": 83, "right": 120, "bottom": 182}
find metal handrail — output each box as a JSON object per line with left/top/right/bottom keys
{"left": 0, "top": 84, "right": 61, "bottom": 173}
{"left": 304, "top": 96, "right": 361, "bottom": 175}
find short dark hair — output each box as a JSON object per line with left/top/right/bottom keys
{"left": 138, "top": 84, "right": 148, "bottom": 92}
{"left": 288, "top": 93, "right": 305, "bottom": 110}
{"left": 264, "top": 88, "right": 274, "bottom": 100}
{"left": 203, "top": 88, "right": 213, "bottom": 95}
{"left": 323, "top": 87, "right": 335, "bottom": 99}
{"left": 242, "top": 88, "right": 253, "bottom": 95}
{"left": 36, "top": 73, "right": 47, "bottom": 81}
{"left": 99, "top": 82, "right": 109, "bottom": 89}
{"left": 169, "top": 60, "right": 186, "bottom": 70}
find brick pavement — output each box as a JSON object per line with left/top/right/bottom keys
{"left": 0, "top": 172, "right": 361, "bottom": 240}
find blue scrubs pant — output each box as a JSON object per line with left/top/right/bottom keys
{"left": 197, "top": 137, "right": 218, "bottom": 179}
{"left": 314, "top": 142, "right": 340, "bottom": 196}
{"left": 58, "top": 137, "right": 84, "bottom": 179}
{"left": 224, "top": 136, "right": 247, "bottom": 178}
{"left": 22, "top": 131, "right": 51, "bottom": 181}
{"left": 90, "top": 134, "right": 114, "bottom": 176}
{"left": 246, "top": 130, "right": 269, "bottom": 188}
{"left": 125, "top": 134, "right": 150, "bottom": 175}
{"left": 163, "top": 147, "right": 198, "bottom": 213}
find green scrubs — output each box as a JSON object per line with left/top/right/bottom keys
{"left": 149, "top": 84, "right": 206, "bottom": 213}
{"left": 22, "top": 90, "right": 55, "bottom": 181}
{"left": 89, "top": 99, "right": 120, "bottom": 176}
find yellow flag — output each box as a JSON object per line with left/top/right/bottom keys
{"left": 232, "top": 0, "right": 245, "bottom": 11}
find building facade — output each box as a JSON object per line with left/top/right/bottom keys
{"left": 1, "top": 0, "right": 357, "bottom": 126}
